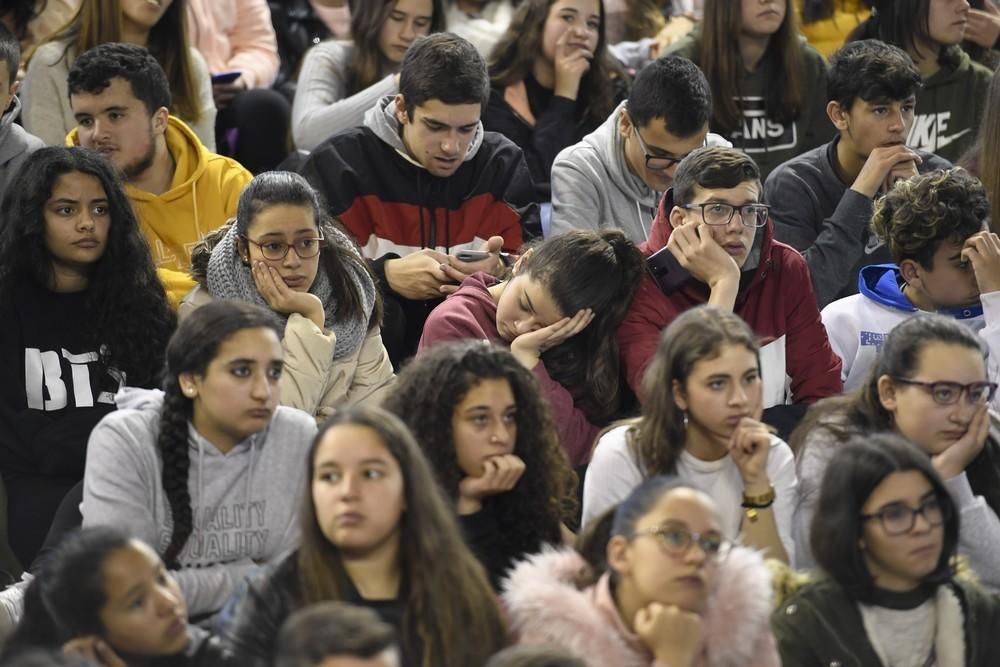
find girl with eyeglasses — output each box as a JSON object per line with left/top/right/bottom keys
{"left": 791, "top": 314, "right": 1000, "bottom": 588}
{"left": 773, "top": 433, "right": 1000, "bottom": 666}
{"left": 382, "top": 341, "right": 578, "bottom": 589}
{"left": 183, "top": 171, "right": 394, "bottom": 420}
{"left": 585, "top": 305, "right": 798, "bottom": 564}
{"left": 224, "top": 405, "right": 507, "bottom": 667}
{"left": 502, "top": 476, "right": 780, "bottom": 667}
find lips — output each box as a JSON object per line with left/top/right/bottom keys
{"left": 675, "top": 574, "right": 705, "bottom": 588}
{"left": 166, "top": 616, "right": 186, "bottom": 639}
{"left": 248, "top": 408, "right": 271, "bottom": 420}
{"left": 282, "top": 276, "right": 307, "bottom": 288}
{"left": 336, "top": 512, "right": 364, "bottom": 527}
{"left": 723, "top": 243, "right": 746, "bottom": 256}
{"left": 73, "top": 238, "right": 100, "bottom": 248}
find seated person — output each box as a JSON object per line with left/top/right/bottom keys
{"left": 299, "top": 32, "right": 539, "bottom": 366}
{"left": 549, "top": 55, "right": 727, "bottom": 244}
{"left": 484, "top": 0, "right": 625, "bottom": 201}
{"left": 765, "top": 39, "right": 951, "bottom": 307}
{"left": 848, "top": 0, "right": 994, "bottom": 163}
{"left": 66, "top": 43, "right": 252, "bottom": 294}
{"left": 0, "top": 147, "right": 174, "bottom": 569}
{"left": 662, "top": 0, "right": 832, "bottom": 180}
{"left": 275, "top": 602, "right": 399, "bottom": 667}
{"left": 0, "top": 24, "right": 43, "bottom": 204}
{"left": 292, "top": 0, "right": 444, "bottom": 152}
{"left": 20, "top": 0, "right": 216, "bottom": 149}
{"left": 823, "top": 168, "right": 1000, "bottom": 392}
{"left": 618, "top": 146, "right": 842, "bottom": 437}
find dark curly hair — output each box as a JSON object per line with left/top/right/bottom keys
{"left": 0, "top": 146, "right": 175, "bottom": 389}
{"left": 67, "top": 42, "right": 171, "bottom": 116}
{"left": 157, "top": 300, "right": 282, "bottom": 565}
{"left": 871, "top": 168, "right": 989, "bottom": 268}
{"left": 827, "top": 39, "right": 922, "bottom": 111}
{"left": 382, "top": 342, "right": 577, "bottom": 571}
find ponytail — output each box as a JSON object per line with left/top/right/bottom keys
{"left": 158, "top": 378, "right": 194, "bottom": 566}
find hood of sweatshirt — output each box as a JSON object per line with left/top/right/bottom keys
{"left": 0, "top": 97, "right": 41, "bottom": 164}
{"left": 858, "top": 263, "right": 983, "bottom": 319}
{"left": 363, "top": 94, "right": 485, "bottom": 167}
{"left": 587, "top": 101, "right": 655, "bottom": 206}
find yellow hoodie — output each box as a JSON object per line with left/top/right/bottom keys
{"left": 797, "top": 0, "right": 871, "bottom": 58}
{"left": 68, "top": 116, "right": 252, "bottom": 272}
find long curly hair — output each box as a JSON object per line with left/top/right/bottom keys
{"left": 519, "top": 229, "right": 645, "bottom": 422}
{"left": 0, "top": 147, "right": 174, "bottom": 389}
{"left": 630, "top": 306, "right": 759, "bottom": 477}
{"left": 383, "top": 340, "right": 578, "bottom": 544}
{"left": 488, "top": 0, "right": 622, "bottom": 131}
{"left": 348, "top": 0, "right": 446, "bottom": 95}
{"left": 157, "top": 301, "right": 282, "bottom": 565}
{"left": 296, "top": 405, "right": 508, "bottom": 667}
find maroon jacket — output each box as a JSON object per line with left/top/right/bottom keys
{"left": 618, "top": 196, "right": 842, "bottom": 406}
{"left": 418, "top": 273, "right": 600, "bottom": 467}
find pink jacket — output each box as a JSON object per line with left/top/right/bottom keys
{"left": 186, "top": 0, "right": 279, "bottom": 89}
{"left": 502, "top": 548, "right": 779, "bottom": 667}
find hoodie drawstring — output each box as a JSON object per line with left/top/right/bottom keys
{"left": 196, "top": 436, "right": 204, "bottom": 534}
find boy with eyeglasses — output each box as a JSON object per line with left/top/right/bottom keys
{"left": 618, "top": 146, "right": 842, "bottom": 437}
{"left": 821, "top": 168, "right": 1000, "bottom": 397}
{"left": 548, "top": 55, "right": 729, "bottom": 243}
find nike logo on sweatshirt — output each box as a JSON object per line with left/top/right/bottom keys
{"left": 908, "top": 112, "right": 972, "bottom": 152}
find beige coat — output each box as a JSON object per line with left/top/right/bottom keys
{"left": 179, "top": 285, "right": 394, "bottom": 419}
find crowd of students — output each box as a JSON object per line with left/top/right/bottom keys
{"left": 1, "top": 0, "right": 1000, "bottom": 665}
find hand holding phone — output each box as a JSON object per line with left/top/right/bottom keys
{"left": 211, "top": 71, "right": 242, "bottom": 84}
{"left": 455, "top": 249, "right": 492, "bottom": 262}
{"left": 646, "top": 246, "right": 691, "bottom": 294}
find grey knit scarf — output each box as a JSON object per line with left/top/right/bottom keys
{"left": 206, "top": 223, "right": 374, "bottom": 360}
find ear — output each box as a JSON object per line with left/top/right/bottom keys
{"left": 511, "top": 247, "right": 534, "bottom": 275}
{"left": 152, "top": 106, "right": 169, "bottom": 135}
{"left": 394, "top": 94, "right": 408, "bottom": 125}
{"left": 606, "top": 534, "right": 631, "bottom": 576}
{"left": 9, "top": 80, "right": 19, "bottom": 98}
{"left": 236, "top": 235, "right": 250, "bottom": 265}
{"left": 668, "top": 204, "right": 687, "bottom": 230}
{"left": 618, "top": 109, "right": 634, "bottom": 140}
{"left": 672, "top": 378, "right": 688, "bottom": 411}
{"left": 827, "top": 100, "right": 848, "bottom": 131}
{"left": 178, "top": 371, "right": 200, "bottom": 399}
{"left": 877, "top": 374, "right": 899, "bottom": 412}
{"left": 898, "top": 259, "right": 922, "bottom": 288}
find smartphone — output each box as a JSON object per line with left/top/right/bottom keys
{"left": 211, "top": 71, "right": 242, "bottom": 84}
{"left": 455, "top": 249, "right": 492, "bottom": 262}
{"left": 646, "top": 246, "right": 691, "bottom": 294}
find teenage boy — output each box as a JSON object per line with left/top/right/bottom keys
{"left": 765, "top": 39, "right": 951, "bottom": 308}
{"left": 549, "top": 55, "right": 728, "bottom": 243}
{"left": 274, "top": 602, "right": 400, "bottom": 667}
{"left": 618, "top": 146, "right": 842, "bottom": 434}
{"left": 822, "top": 168, "right": 1000, "bottom": 392}
{"left": 67, "top": 43, "right": 252, "bottom": 279}
{"left": 0, "top": 24, "right": 43, "bottom": 206}
{"left": 299, "top": 32, "right": 538, "bottom": 365}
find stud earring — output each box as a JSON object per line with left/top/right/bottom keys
{"left": 682, "top": 410, "right": 689, "bottom": 430}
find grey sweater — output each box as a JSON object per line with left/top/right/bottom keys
{"left": 764, "top": 137, "right": 950, "bottom": 308}
{"left": 549, "top": 101, "right": 729, "bottom": 244}
{"left": 81, "top": 388, "right": 317, "bottom": 615}
{"left": 0, "top": 97, "right": 43, "bottom": 203}
{"left": 291, "top": 40, "right": 397, "bottom": 151}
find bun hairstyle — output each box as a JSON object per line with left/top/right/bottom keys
{"left": 519, "top": 229, "right": 645, "bottom": 421}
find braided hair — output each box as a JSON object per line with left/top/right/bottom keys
{"left": 158, "top": 300, "right": 281, "bottom": 565}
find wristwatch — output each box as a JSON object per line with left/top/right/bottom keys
{"left": 742, "top": 486, "right": 776, "bottom": 522}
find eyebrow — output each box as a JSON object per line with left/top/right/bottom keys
{"left": 948, "top": 252, "right": 964, "bottom": 262}
{"left": 423, "top": 117, "right": 478, "bottom": 131}
{"left": 699, "top": 199, "right": 760, "bottom": 206}
{"left": 523, "top": 290, "right": 537, "bottom": 314}
{"left": 257, "top": 229, "right": 318, "bottom": 238}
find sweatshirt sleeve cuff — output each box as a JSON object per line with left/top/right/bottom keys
{"left": 944, "top": 471, "right": 975, "bottom": 508}
{"left": 369, "top": 254, "right": 400, "bottom": 293}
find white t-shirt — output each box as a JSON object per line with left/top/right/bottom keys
{"left": 582, "top": 424, "right": 798, "bottom": 561}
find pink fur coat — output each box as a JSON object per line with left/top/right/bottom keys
{"left": 501, "top": 547, "right": 780, "bottom": 667}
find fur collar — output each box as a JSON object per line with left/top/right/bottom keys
{"left": 502, "top": 547, "right": 778, "bottom": 667}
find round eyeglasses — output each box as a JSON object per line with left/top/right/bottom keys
{"left": 861, "top": 495, "right": 949, "bottom": 536}
{"left": 632, "top": 524, "right": 726, "bottom": 558}
{"left": 891, "top": 378, "right": 998, "bottom": 406}
{"left": 242, "top": 232, "right": 325, "bottom": 261}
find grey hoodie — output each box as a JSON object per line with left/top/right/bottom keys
{"left": 0, "top": 97, "right": 43, "bottom": 203}
{"left": 81, "top": 388, "right": 318, "bottom": 615}
{"left": 548, "top": 101, "right": 729, "bottom": 244}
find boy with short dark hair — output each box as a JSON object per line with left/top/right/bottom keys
{"left": 822, "top": 168, "right": 1000, "bottom": 392}
{"left": 765, "top": 39, "right": 951, "bottom": 308}
{"left": 618, "top": 146, "right": 842, "bottom": 434}
{"left": 299, "top": 32, "right": 538, "bottom": 366}
{"left": 275, "top": 602, "right": 399, "bottom": 667}
{"left": 0, "top": 24, "right": 43, "bottom": 206}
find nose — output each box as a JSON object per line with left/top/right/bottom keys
{"left": 282, "top": 246, "right": 302, "bottom": 268}
{"left": 339, "top": 471, "right": 360, "bottom": 498}
{"left": 514, "top": 317, "right": 540, "bottom": 335}
{"left": 728, "top": 382, "right": 749, "bottom": 406}
{"left": 684, "top": 538, "right": 708, "bottom": 566}
{"left": 77, "top": 210, "right": 96, "bottom": 231}
{"left": 250, "top": 371, "right": 272, "bottom": 401}
{"left": 400, "top": 19, "right": 417, "bottom": 41}
{"left": 153, "top": 583, "right": 181, "bottom": 615}
{"left": 490, "top": 422, "right": 513, "bottom": 448}
{"left": 440, "top": 130, "right": 461, "bottom": 156}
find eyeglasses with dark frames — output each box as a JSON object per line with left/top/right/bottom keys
{"left": 632, "top": 523, "right": 727, "bottom": 558}
{"left": 241, "top": 231, "right": 325, "bottom": 261}
{"left": 861, "top": 495, "right": 949, "bottom": 536}
{"left": 632, "top": 126, "right": 689, "bottom": 171}
{"left": 678, "top": 202, "right": 770, "bottom": 228}
{"left": 891, "top": 377, "right": 998, "bottom": 406}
